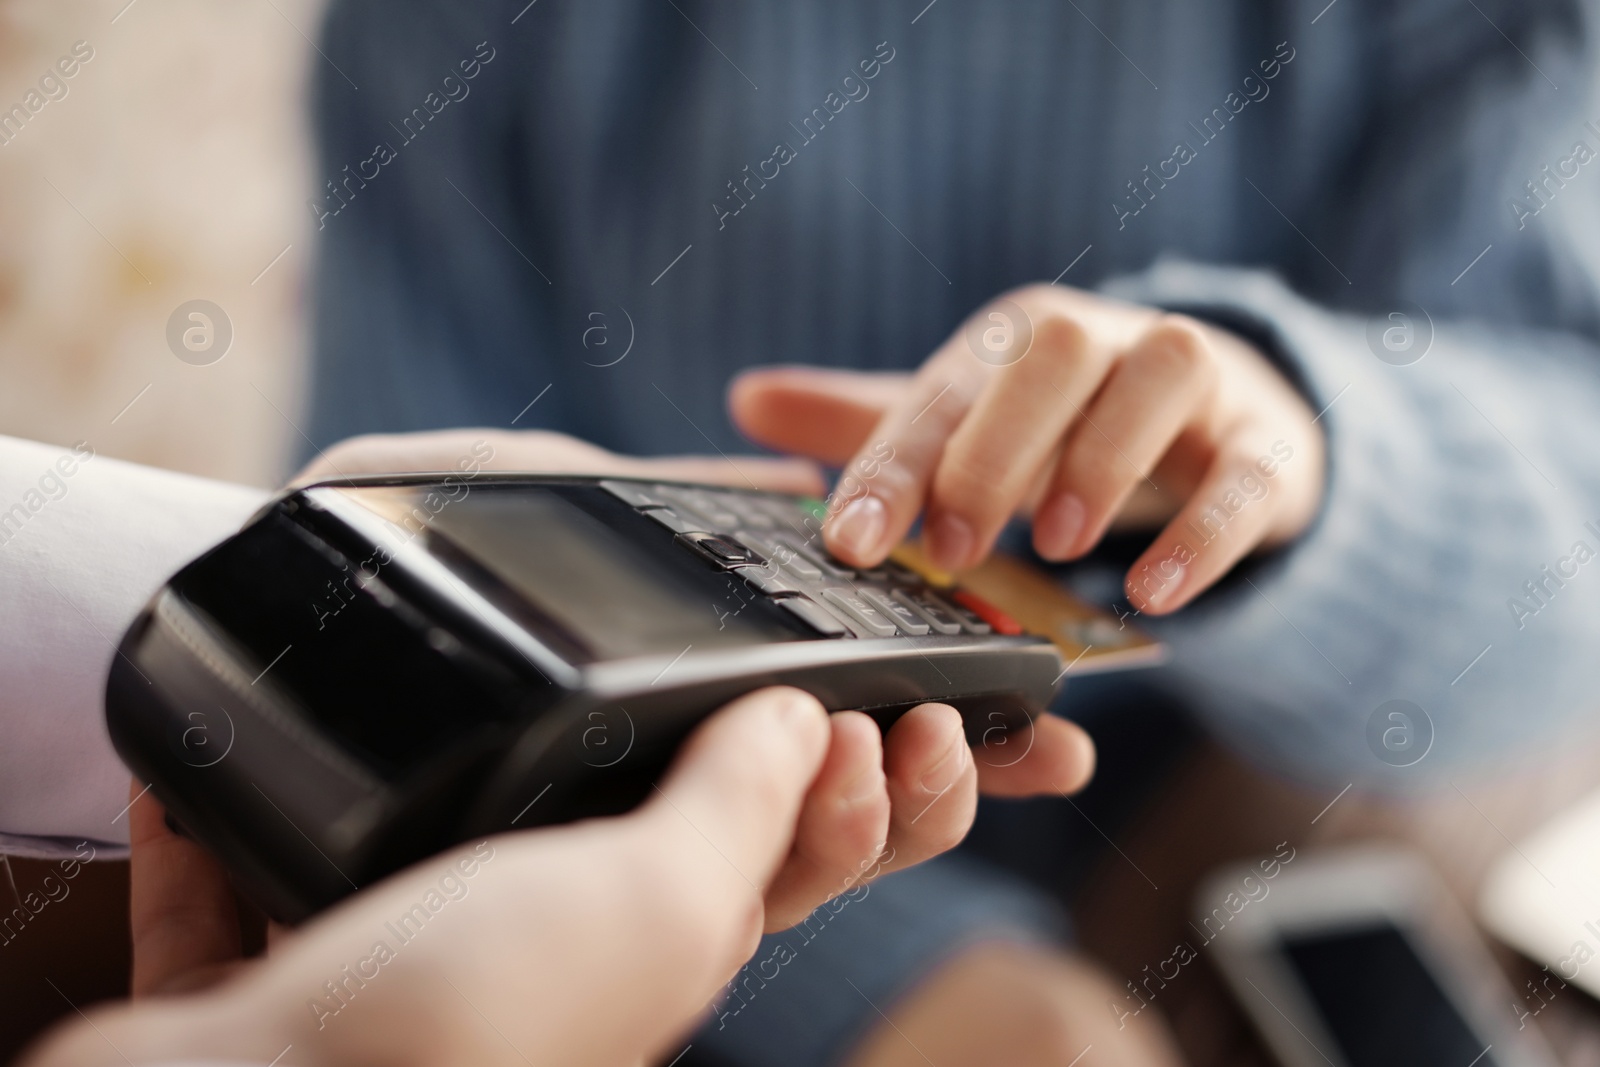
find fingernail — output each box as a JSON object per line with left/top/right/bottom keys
{"left": 774, "top": 689, "right": 822, "bottom": 732}
{"left": 843, "top": 763, "right": 886, "bottom": 807}
{"left": 920, "top": 734, "right": 969, "bottom": 795}
{"left": 925, "top": 514, "right": 974, "bottom": 571}
{"left": 1034, "top": 494, "right": 1086, "bottom": 559}
{"left": 1131, "top": 560, "right": 1186, "bottom": 612}
{"left": 829, "top": 495, "right": 887, "bottom": 562}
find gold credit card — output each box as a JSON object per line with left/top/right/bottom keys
{"left": 891, "top": 541, "right": 1166, "bottom": 675}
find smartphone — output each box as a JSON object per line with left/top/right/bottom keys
{"left": 1200, "top": 846, "right": 1558, "bottom": 1067}
{"left": 106, "top": 474, "right": 1159, "bottom": 922}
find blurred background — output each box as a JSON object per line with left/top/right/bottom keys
{"left": 0, "top": 0, "right": 317, "bottom": 486}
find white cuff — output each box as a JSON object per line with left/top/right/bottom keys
{"left": 0, "top": 435, "right": 268, "bottom": 857}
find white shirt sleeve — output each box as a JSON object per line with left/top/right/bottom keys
{"left": 0, "top": 435, "right": 269, "bottom": 859}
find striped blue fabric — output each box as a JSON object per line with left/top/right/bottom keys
{"left": 307, "top": 0, "right": 1600, "bottom": 783}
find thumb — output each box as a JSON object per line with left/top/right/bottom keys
{"left": 639, "top": 687, "right": 829, "bottom": 907}
{"left": 607, "top": 454, "right": 828, "bottom": 497}
{"left": 729, "top": 366, "right": 910, "bottom": 467}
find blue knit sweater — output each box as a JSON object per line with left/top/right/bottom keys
{"left": 305, "top": 0, "right": 1600, "bottom": 787}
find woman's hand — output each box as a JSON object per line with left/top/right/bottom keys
{"left": 290, "top": 426, "right": 830, "bottom": 496}
{"left": 731, "top": 285, "right": 1326, "bottom": 613}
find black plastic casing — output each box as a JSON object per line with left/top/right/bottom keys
{"left": 105, "top": 475, "right": 1062, "bottom": 923}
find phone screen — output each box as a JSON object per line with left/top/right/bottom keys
{"left": 1281, "top": 924, "right": 1498, "bottom": 1067}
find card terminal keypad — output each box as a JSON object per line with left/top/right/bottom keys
{"left": 600, "top": 480, "right": 1019, "bottom": 640}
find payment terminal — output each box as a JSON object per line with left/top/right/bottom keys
{"left": 106, "top": 475, "right": 1158, "bottom": 921}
